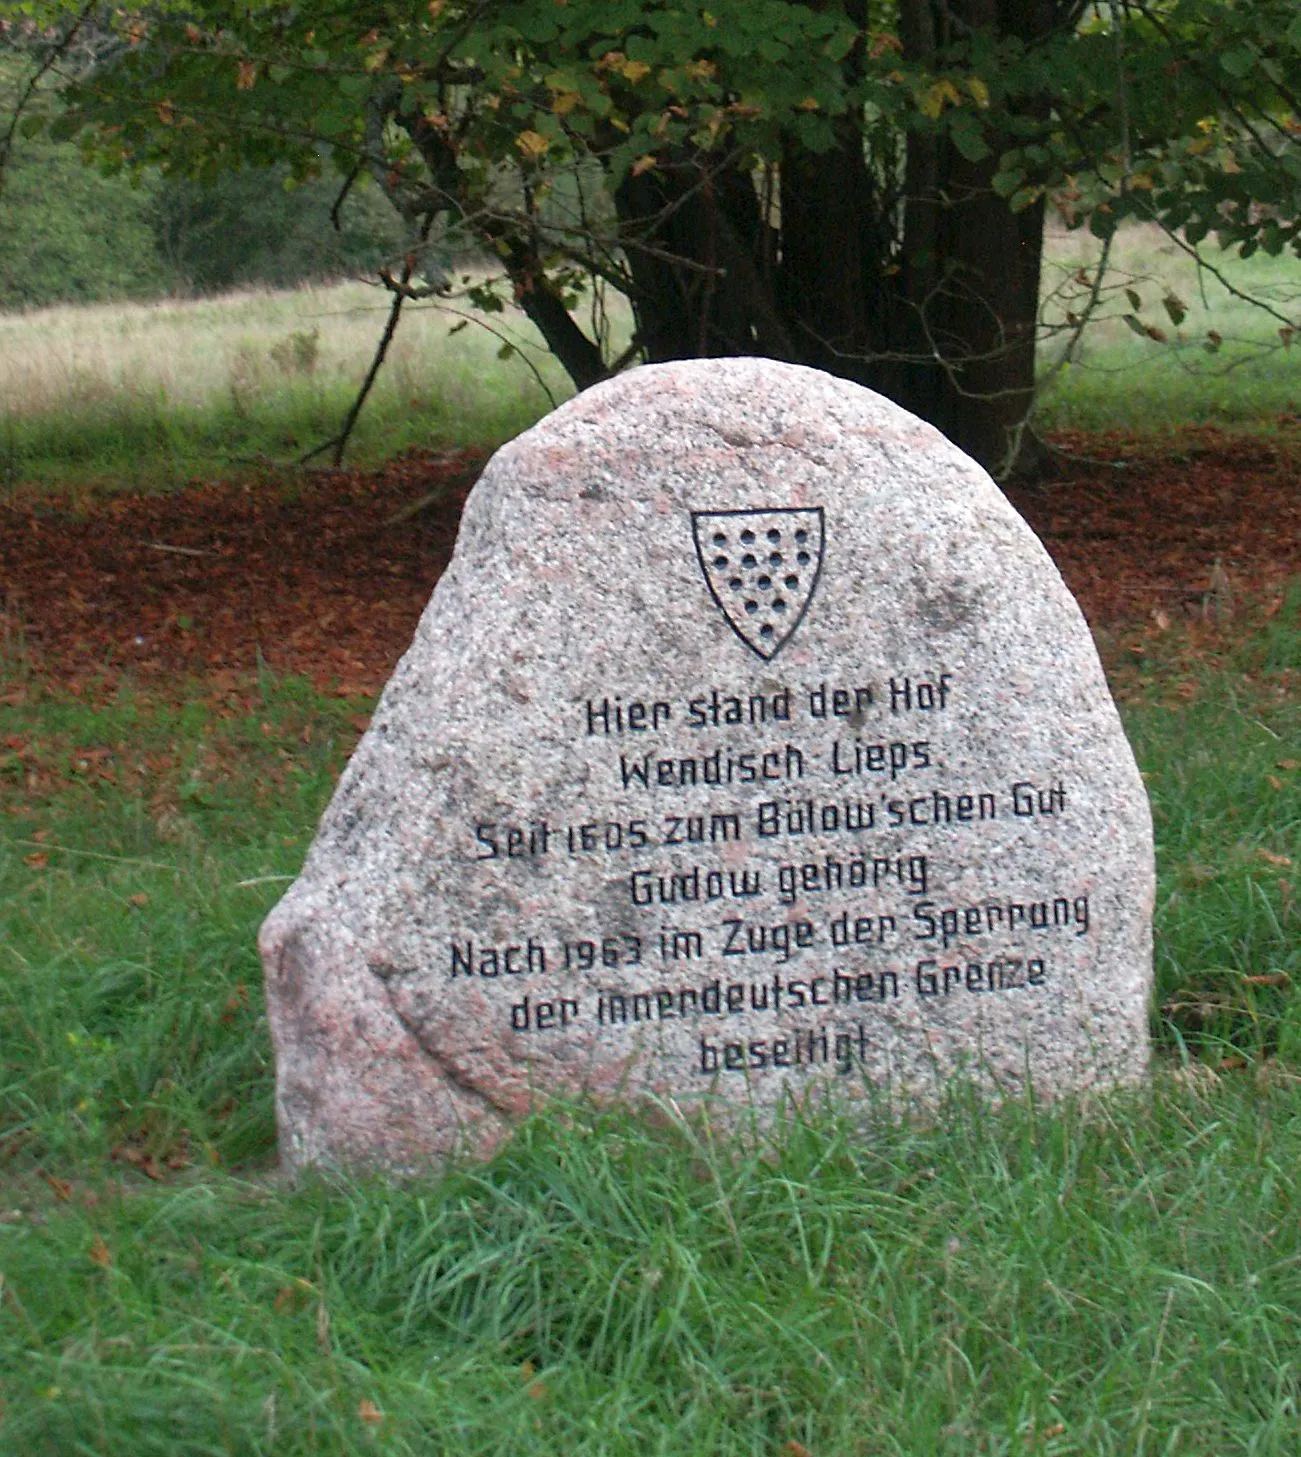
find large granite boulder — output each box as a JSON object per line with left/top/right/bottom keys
{"left": 259, "top": 359, "right": 1154, "bottom": 1174}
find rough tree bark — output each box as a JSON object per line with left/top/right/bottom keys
{"left": 597, "top": 0, "right": 1076, "bottom": 477}
{"left": 614, "top": 156, "right": 795, "bottom": 362}
{"left": 895, "top": 0, "right": 1065, "bottom": 474}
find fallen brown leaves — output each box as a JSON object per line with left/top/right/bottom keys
{"left": 38, "top": 1170, "right": 72, "bottom": 1201}
{"left": 1006, "top": 426, "right": 1301, "bottom": 625}
{"left": 110, "top": 1142, "right": 191, "bottom": 1180}
{"left": 2, "top": 429, "right": 1299, "bottom": 701}
{"left": 1, "top": 446, "right": 484, "bottom": 698}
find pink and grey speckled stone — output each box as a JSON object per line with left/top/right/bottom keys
{"left": 259, "top": 359, "right": 1154, "bottom": 1175}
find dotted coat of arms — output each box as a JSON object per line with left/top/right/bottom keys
{"left": 691, "top": 507, "right": 825, "bottom": 661}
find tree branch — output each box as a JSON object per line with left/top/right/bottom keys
{"left": 0, "top": 0, "right": 98, "bottom": 191}
{"left": 301, "top": 257, "right": 417, "bottom": 468}
{"left": 328, "top": 163, "right": 362, "bottom": 232}
{"left": 508, "top": 255, "right": 608, "bottom": 389}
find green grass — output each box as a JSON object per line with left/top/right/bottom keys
{"left": 3, "top": 1082, "right": 1301, "bottom": 1456}
{"left": 1035, "top": 224, "right": 1301, "bottom": 433}
{"left": 1119, "top": 623, "right": 1301, "bottom": 1061}
{"left": 0, "top": 674, "right": 360, "bottom": 1172}
{"left": 3, "top": 221, "right": 1297, "bottom": 497}
{"left": 0, "top": 282, "right": 576, "bottom": 493}
{"left": 3, "top": 599, "right": 1301, "bottom": 1451}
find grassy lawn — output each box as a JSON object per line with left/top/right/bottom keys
{"left": 1, "top": 222, "right": 1298, "bottom": 493}
{"left": 2, "top": 607, "right": 1301, "bottom": 1452}
{"left": 3, "top": 1080, "right": 1299, "bottom": 1455}
{"left": 0, "top": 281, "right": 576, "bottom": 493}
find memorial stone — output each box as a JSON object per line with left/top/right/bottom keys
{"left": 259, "top": 358, "right": 1155, "bottom": 1175}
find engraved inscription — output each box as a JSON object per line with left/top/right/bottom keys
{"left": 445, "top": 510, "right": 1100, "bottom": 1089}
{"left": 260, "top": 358, "right": 1154, "bottom": 1177}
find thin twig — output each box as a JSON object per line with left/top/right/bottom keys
{"left": 5, "top": 839, "right": 177, "bottom": 873}
{"left": 333, "top": 284, "right": 404, "bottom": 467}
{"left": 1031, "top": 433, "right": 1132, "bottom": 471}
{"left": 1147, "top": 216, "right": 1298, "bottom": 330}
{"left": 328, "top": 164, "right": 362, "bottom": 232}
{"left": 385, "top": 483, "right": 450, "bottom": 526}
{"left": 137, "top": 540, "right": 217, "bottom": 558}
{"left": 0, "top": 0, "right": 98, "bottom": 188}
{"left": 300, "top": 263, "right": 415, "bottom": 467}
{"left": 1113, "top": 1, "right": 1131, "bottom": 175}
{"left": 431, "top": 305, "right": 559, "bottom": 409}
{"left": 1036, "top": 230, "right": 1116, "bottom": 395}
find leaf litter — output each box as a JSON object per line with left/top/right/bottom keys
{"left": 1, "top": 428, "right": 1299, "bottom": 703}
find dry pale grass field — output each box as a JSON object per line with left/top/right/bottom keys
{"left": 0, "top": 277, "right": 572, "bottom": 428}
{"left": 0, "top": 226, "right": 1297, "bottom": 487}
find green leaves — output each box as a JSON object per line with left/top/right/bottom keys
{"left": 948, "top": 109, "right": 991, "bottom": 164}
{"left": 1219, "top": 46, "right": 1258, "bottom": 80}
{"left": 21, "top": 0, "right": 1301, "bottom": 383}
{"left": 992, "top": 163, "right": 1026, "bottom": 199}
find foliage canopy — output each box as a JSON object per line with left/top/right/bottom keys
{"left": 9, "top": 2, "right": 1301, "bottom": 468}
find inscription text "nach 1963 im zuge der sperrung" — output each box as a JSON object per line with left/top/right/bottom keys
{"left": 449, "top": 672, "right": 1088, "bottom": 1077}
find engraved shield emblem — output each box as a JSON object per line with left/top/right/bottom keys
{"left": 691, "top": 507, "right": 825, "bottom": 661}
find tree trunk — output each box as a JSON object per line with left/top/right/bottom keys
{"left": 911, "top": 160, "right": 1046, "bottom": 476}
{"left": 775, "top": 0, "right": 885, "bottom": 381}
{"left": 505, "top": 240, "right": 608, "bottom": 390}
{"left": 593, "top": 0, "right": 1071, "bottom": 477}
{"left": 778, "top": 122, "right": 885, "bottom": 381}
{"left": 888, "top": 0, "right": 1066, "bottom": 476}
{"left": 614, "top": 155, "right": 792, "bottom": 363}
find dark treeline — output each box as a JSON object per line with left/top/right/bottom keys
{"left": 0, "top": 59, "right": 403, "bottom": 310}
